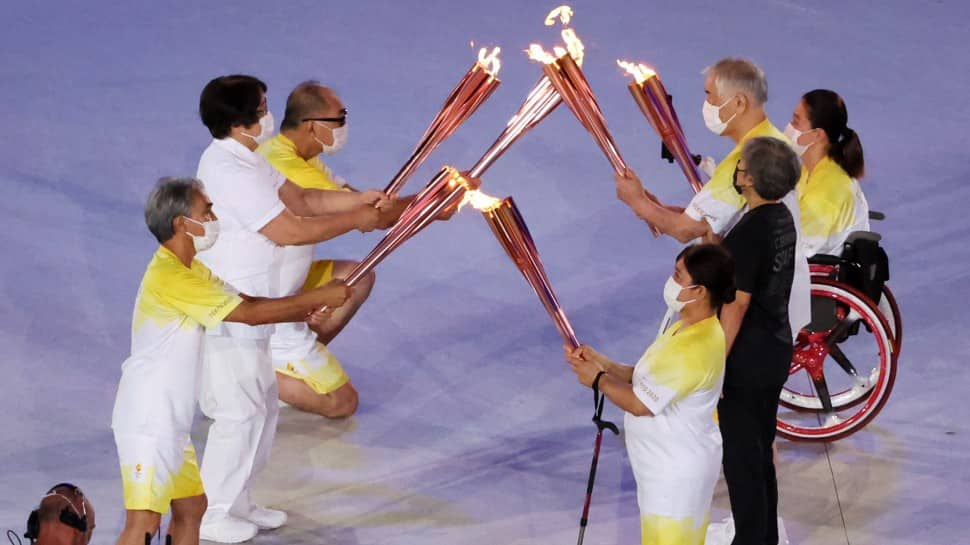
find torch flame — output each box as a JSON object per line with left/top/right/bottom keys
{"left": 561, "top": 28, "right": 584, "bottom": 66}
{"left": 527, "top": 6, "right": 585, "bottom": 67}
{"left": 616, "top": 59, "right": 657, "bottom": 84}
{"left": 460, "top": 188, "right": 503, "bottom": 212}
{"left": 477, "top": 46, "right": 502, "bottom": 76}
{"left": 527, "top": 43, "right": 558, "bottom": 64}
{"left": 544, "top": 5, "right": 573, "bottom": 26}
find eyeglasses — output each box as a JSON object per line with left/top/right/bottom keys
{"left": 304, "top": 108, "right": 348, "bottom": 127}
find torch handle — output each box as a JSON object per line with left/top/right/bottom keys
{"left": 468, "top": 77, "right": 562, "bottom": 179}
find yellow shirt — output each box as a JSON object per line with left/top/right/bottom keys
{"left": 797, "top": 156, "right": 866, "bottom": 256}
{"left": 257, "top": 133, "right": 348, "bottom": 191}
{"left": 686, "top": 119, "right": 790, "bottom": 235}
{"left": 112, "top": 246, "right": 242, "bottom": 435}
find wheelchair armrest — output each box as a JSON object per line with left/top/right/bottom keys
{"left": 808, "top": 254, "right": 844, "bottom": 266}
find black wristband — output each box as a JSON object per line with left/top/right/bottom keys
{"left": 592, "top": 370, "right": 607, "bottom": 393}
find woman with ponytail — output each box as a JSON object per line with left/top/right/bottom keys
{"left": 783, "top": 89, "right": 871, "bottom": 256}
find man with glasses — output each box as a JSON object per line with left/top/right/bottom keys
{"left": 194, "top": 74, "right": 389, "bottom": 543}
{"left": 257, "top": 81, "right": 414, "bottom": 420}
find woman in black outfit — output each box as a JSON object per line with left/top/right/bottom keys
{"left": 718, "top": 136, "right": 801, "bottom": 545}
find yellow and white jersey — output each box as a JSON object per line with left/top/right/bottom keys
{"left": 258, "top": 133, "right": 351, "bottom": 295}
{"left": 797, "top": 156, "right": 870, "bottom": 257}
{"left": 686, "top": 119, "right": 789, "bottom": 235}
{"left": 111, "top": 246, "right": 242, "bottom": 436}
{"left": 258, "top": 133, "right": 349, "bottom": 192}
{"left": 624, "top": 316, "right": 725, "bottom": 543}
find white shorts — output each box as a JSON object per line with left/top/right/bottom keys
{"left": 113, "top": 431, "right": 204, "bottom": 514}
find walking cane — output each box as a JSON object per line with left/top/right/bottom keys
{"left": 576, "top": 371, "right": 619, "bottom": 545}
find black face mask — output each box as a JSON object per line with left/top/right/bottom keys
{"left": 732, "top": 166, "right": 744, "bottom": 194}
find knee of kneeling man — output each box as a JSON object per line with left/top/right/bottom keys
{"left": 332, "top": 384, "right": 359, "bottom": 417}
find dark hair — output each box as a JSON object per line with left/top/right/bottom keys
{"left": 676, "top": 244, "right": 736, "bottom": 309}
{"left": 199, "top": 74, "right": 267, "bottom": 139}
{"left": 280, "top": 80, "right": 335, "bottom": 130}
{"left": 144, "top": 177, "right": 204, "bottom": 243}
{"left": 741, "top": 137, "right": 800, "bottom": 200}
{"left": 803, "top": 89, "right": 865, "bottom": 179}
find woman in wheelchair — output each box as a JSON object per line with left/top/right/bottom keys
{"left": 773, "top": 90, "right": 902, "bottom": 443}
{"left": 783, "top": 89, "right": 869, "bottom": 257}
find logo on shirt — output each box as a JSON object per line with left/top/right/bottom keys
{"left": 133, "top": 463, "right": 145, "bottom": 483}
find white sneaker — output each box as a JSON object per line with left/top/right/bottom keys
{"left": 199, "top": 514, "right": 258, "bottom": 543}
{"left": 705, "top": 516, "right": 791, "bottom": 545}
{"left": 242, "top": 505, "right": 287, "bottom": 530}
{"left": 704, "top": 517, "right": 735, "bottom": 545}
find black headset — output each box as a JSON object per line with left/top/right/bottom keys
{"left": 24, "top": 483, "right": 88, "bottom": 542}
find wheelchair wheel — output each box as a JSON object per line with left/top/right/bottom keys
{"left": 878, "top": 284, "right": 902, "bottom": 356}
{"left": 777, "top": 278, "right": 897, "bottom": 442}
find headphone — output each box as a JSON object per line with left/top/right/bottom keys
{"left": 24, "top": 483, "right": 88, "bottom": 542}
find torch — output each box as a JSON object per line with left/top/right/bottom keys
{"left": 527, "top": 22, "right": 661, "bottom": 235}
{"left": 383, "top": 47, "right": 502, "bottom": 196}
{"left": 319, "top": 166, "right": 478, "bottom": 311}
{"left": 467, "top": 191, "right": 580, "bottom": 348}
{"left": 618, "top": 60, "right": 704, "bottom": 194}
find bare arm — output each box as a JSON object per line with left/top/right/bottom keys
{"left": 225, "top": 281, "right": 350, "bottom": 325}
{"left": 565, "top": 346, "right": 653, "bottom": 417}
{"left": 578, "top": 345, "right": 634, "bottom": 383}
{"left": 278, "top": 180, "right": 390, "bottom": 216}
{"left": 259, "top": 206, "right": 380, "bottom": 246}
{"left": 614, "top": 170, "right": 712, "bottom": 243}
{"left": 719, "top": 290, "right": 752, "bottom": 353}
{"left": 598, "top": 373, "right": 653, "bottom": 417}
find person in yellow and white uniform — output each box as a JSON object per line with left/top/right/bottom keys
{"left": 613, "top": 57, "right": 810, "bottom": 339}
{"left": 257, "top": 81, "right": 415, "bottom": 418}
{"left": 784, "top": 89, "right": 869, "bottom": 257}
{"left": 194, "top": 75, "right": 388, "bottom": 543}
{"left": 565, "top": 244, "right": 736, "bottom": 545}
{"left": 111, "top": 177, "right": 351, "bottom": 545}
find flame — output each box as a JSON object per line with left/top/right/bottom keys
{"left": 527, "top": 43, "right": 558, "bottom": 64}
{"left": 561, "top": 28, "right": 584, "bottom": 66}
{"left": 477, "top": 46, "right": 502, "bottom": 76}
{"left": 544, "top": 5, "right": 573, "bottom": 26}
{"left": 460, "top": 189, "right": 503, "bottom": 212}
{"left": 617, "top": 59, "right": 657, "bottom": 84}
{"left": 527, "top": 6, "right": 585, "bottom": 67}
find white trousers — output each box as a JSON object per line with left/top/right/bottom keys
{"left": 199, "top": 336, "right": 279, "bottom": 518}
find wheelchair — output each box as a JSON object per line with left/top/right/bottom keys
{"left": 776, "top": 212, "right": 902, "bottom": 442}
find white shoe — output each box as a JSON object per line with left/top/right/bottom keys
{"left": 705, "top": 517, "right": 735, "bottom": 545}
{"left": 242, "top": 505, "right": 287, "bottom": 530}
{"left": 199, "top": 514, "right": 258, "bottom": 543}
{"left": 705, "top": 516, "right": 791, "bottom": 545}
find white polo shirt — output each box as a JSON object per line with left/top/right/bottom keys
{"left": 196, "top": 137, "right": 287, "bottom": 339}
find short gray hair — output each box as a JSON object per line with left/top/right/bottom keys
{"left": 144, "top": 176, "right": 204, "bottom": 243}
{"left": 704, "top": 58, "right": 768, "bottom": 105}
{"left": 741, "top": 137, "right": 800, "bottom": 200}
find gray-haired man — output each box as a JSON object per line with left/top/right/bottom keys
{"left": 110, "top": 177, "right": 350, "bottom": 545}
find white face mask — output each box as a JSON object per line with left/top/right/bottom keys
{"left": 315, "top": 123, "right": 348, "bottom": 155}
{"left": 184, "top": 217, "right": 220, "bottom": 252}
{"left": 783, "top": 122, "right": 815, "bottom": 157}
{"left": 663, "top": 275, "right": 697, "bottom": 312}
{"left": 702, "top": 97, "right": 737, "bottom": 135}
{"left": 241, "top": 112, "right": 275, "bottom": 145}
